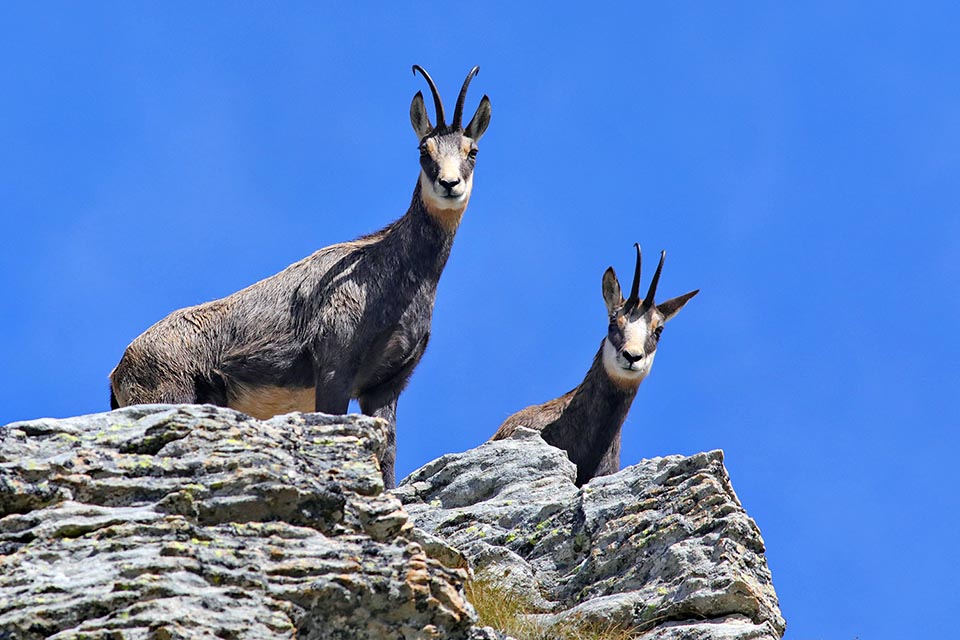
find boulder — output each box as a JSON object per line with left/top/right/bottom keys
{"left": 0, "top": 405, "right": 487, "bottom": 640}
{"left": 395, "top": 427, "right": 785, "bottom": 639}
{"left": 1, "top": 407, "right": 784, "bottom": 639}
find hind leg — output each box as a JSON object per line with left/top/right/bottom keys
{"left": 110, "top": 371, "right": 200, "bottom": 408}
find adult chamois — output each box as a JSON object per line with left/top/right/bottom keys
{"left": 491, "top": 244, "right": 698, "bottom": 487}
{"left": 110, "top": 65, "right": 492, "bottom": 488}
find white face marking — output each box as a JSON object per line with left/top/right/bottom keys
{"left": 603, "top": 306, "right": 663, "bottom": 387}
{"left": 621, "top": 319, "right": 649, "bottom": 359}
{"left": 420, "top": 168, "right": 473, "bottom": 204}
{"left": 418, "top": 133, "right": 477, "bottom": 229}
{"left": 437, "top": 155, "right": 465, "bottom": 190}
{"left": 419, "top": 171, "right": 471, "bottom": 229}
{"left": 603, "top": 338, "right": 654, "bottom": 387}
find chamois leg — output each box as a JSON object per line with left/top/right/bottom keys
{"left": 317, "top": 394, "right": 350, "bottom": 416}
{"left": 111, "top": 378, "right": 198, "bottom": 409}
{"left": 594, "top": 438, "right": 622, "bottom": 479}
{"left": 313, "top": 369, "right": 352, "bottom": 416}
{"left": 359, "top": 391, "right": 399, "bottom": 489}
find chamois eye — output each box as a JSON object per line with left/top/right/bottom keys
{"left": 654, "top": 326, "right": 664, "bottom": 340}
{"left": 468, "top": 147, "right": 478, "bottom": 159}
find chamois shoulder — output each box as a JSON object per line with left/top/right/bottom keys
{"left": 274, "top": 222, "right": 395, "bottom": 279}
{"left": 491, "top": 389, "right": 576, "bottom": 441}
{"left": 210, "top": 221, "right": 395, "bottom": 311}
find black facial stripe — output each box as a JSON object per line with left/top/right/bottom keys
{"left": 420, "top": 132, "right": 475, "bottom": 183}
{"left": 460, "top": 157, "right": 475, "bottom": 178}
{"left": 607, "top": 322, "right": 624, "bottom": 350}
{"left": 421, "top": 156, "right": 440, "bottom": 181}
{"left": 644, "top": 335, "right": 659, "bottom": 354}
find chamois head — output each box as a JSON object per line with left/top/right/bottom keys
{"left": 601, "top": 244, "right": 699, "bottom": 387}
{"left": 410, "top": 65, "right": 492, "bottom": 227}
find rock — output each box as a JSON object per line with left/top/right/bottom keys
{"left": 1, "top": 407, "right": 783, "bottom": 640}
{"left": 0, "top": 405, "right": 484, "bottom": 640}
{"left": 395, "top": 428, "right": 785, "bottom": 639}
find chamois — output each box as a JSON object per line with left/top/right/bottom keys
{"left": 491, "top": 245, "right": 698, "bottom": 487}
{"left": 110, "top": 65, "right": 492, "bottom": 488}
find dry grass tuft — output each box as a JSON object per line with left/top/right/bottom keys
{"left": 466, "top": 579, "right": 640, "bottom": 640}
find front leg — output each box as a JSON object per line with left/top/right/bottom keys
{"left": 359, "top": 391, "right": 398, "bottom": 489}
{"left": 355, "top": 332, "right": 429, "bottom": 489}
{"left": 594, "top": 436, "right": 622, "bottom": 479}
{"left": 314, "top": 369, "right": 352, "bottom": 415}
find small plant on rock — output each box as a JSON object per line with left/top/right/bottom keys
{"left": 466, "top": 579, "right": 639, "bottom": 640}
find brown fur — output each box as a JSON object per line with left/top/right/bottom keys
{"left": 492, "top": 391, "right": 572, "bottom": 440}
{"left": 109, "top": 66, "right": 492, "bottom": 490}
{"left": 490, "top": 246, "right": 698, "bottom": 487}
{"left": 229, "top": 385, "right": 315, "bottom": 419}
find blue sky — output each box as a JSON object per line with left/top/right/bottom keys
{"left": 2, "top": 3, "right": 958, "bottom": 638}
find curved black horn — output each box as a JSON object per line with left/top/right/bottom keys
{"left": 644, "top": 250, "right": 666, "bottom": 307}
{"left": 625, "top": 243, "right": 642, "bottom": 312}
{"left": 453, "top": 66, "right": 480, "bottom": 129}
{"left": 413, "top": 65, "right": 446, "bottom": 128}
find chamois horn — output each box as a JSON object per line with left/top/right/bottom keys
{"left": 644, "top": 250, "right": 666, "bottom": 308}
{"left": 625, "top": 243, "right": 642, "bottom": 313}
{"left": 453, "top": 65, "right": 480, "bottom": 129}
{"left": 412, "top": 65, "right": 446, "bottom": 129}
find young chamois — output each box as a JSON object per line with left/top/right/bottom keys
{"left": 110, "top": 65, "right": 492, "bottom": 488}
{"left": 491, "top": 245, "right": 698, "bottom": 487}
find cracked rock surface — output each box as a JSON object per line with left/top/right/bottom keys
{"left": 1, "top": 407, "right": 783, "bottom": 640}
{"left": 395, "top": 428, "right": 786, "bottom": 639}
{"left": 0, "top": 405, "right": 489, "bottom": 640}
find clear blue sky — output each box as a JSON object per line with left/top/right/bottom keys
{"left": 2, "top": 4, "right": 957, "bottom": 638}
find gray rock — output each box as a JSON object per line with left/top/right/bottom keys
{"left": 1, "top": 407, "right": 782, "bottom": 640}
{"left": 0, "top": 405, "right": 480, "bottom": 640}
{"left": 396, "top": 428, "right": 785, "bottom": 639}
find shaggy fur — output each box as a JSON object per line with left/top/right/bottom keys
{"left": 111, "top": 66, "right": 492, "bottom": 488}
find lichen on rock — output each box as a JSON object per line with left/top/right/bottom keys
{"left": 395, "top": 427, "right": 785, "bottom": 639}
{"left": 1, "top": 408, "right": 783, "bottom": 640}
{"left": 0, "top": 405, "right": 483, "bottom": 639}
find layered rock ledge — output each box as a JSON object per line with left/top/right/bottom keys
{"left": 0, "top": 405, "right": 486, "bottom": 640}
{"left": 395, "top": 427, "right": 785, "bottom": 639}
{"left": 1, "top": 407, "right": 784, "bottom": 639}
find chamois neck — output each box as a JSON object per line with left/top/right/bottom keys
{"left": 542, "top": 341, "right": 641, "bottom": 486}
{"left": 574, "top": 342, "right": 641, "bottom": 423}
{"left": 410, "top": 176, "right": 468, "bottom": 234}
{"left": 361, "top": 180, "right": 459, "bottom": 285}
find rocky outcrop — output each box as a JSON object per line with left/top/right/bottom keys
{"left": 0, "top": 405, "right": 491, "bottom": 640}
{"left": 1, "top": 407, "right": 784, "bottom": 639}
{"left": 395, "top": 427, "right": 785, "bottom": 639}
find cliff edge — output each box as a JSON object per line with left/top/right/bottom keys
{"left": 396, "top": 427, "right": 785, "bottom": 639}
{"left": 0, "top": 407, "right": 783, "bottom": 639}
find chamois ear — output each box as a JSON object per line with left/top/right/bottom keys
{"left": 410, "top": 91, "right": 433, "bottom": 139}
{"left": 602, "top": 267, "right": 623, "bottom": 316}
{"left": 658, "top": 289, "right": 699, "bottom": 322}
{"left": 465, "top": 95, "right": 491, "bottom": 141}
